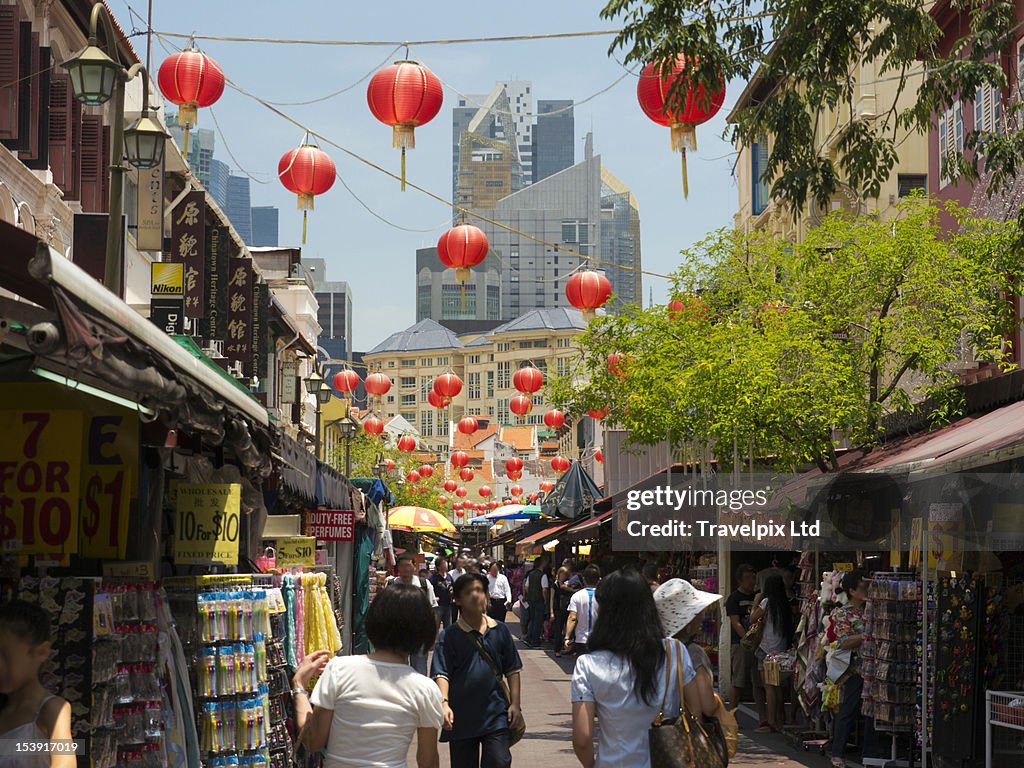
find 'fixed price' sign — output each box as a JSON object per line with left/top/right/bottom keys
{"left": 0, "top": 411, "right": 82, "bottom": 556}
{"left": 174, "top": 484, "right": 241, "bottom": 565}
{"left": 275, "top": 536, "right": 316, "bottom": 568}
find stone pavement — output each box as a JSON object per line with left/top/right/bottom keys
{"left": 418, "top": 618, "right": 836, "bottom": 766}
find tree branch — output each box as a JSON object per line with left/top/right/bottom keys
{"left": 877, "top": 353, "right": 920, "bottom": 404}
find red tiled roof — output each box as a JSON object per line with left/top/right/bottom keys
{"left": 451, "top": 422, "right": 500, "bottom": 450}
{"left": 501, "top": 426, "right": 535, "bottom": 451}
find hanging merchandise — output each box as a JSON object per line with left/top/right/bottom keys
{"left": 278, "top": 142, "right": 336, "bottom": 244}
{"left": 157, "top": 46, "right": 225, "bottom": 157}
{"left": 366, "top": 60, "right": 443, "bottom": 190}
{"left": 636, "top": 56, "right": 725, "bottom": 197}
{"left": 565, "top": 270, "right": 613, "bottom": 320}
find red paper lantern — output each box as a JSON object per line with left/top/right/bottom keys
{"left": 456, "top": 487, "right": 468, "bottom": 498}
{"left": 450, "top": 451, "right": 469, "bottom": 468}
{"left": 278, "top": 143, "right": 336, "bottom": 243}
{"left": 366, "top": 60, "right": 443, "bottom": 190}
{"left": 457, "top": 416, "right": 478, "bottom": 435}
{"left": 434, "top": 373, "right": 463, "bottom": 399}
{"left": 437, "top": 225, "right": 489, "bottom": 284}
{"left": 157, "top": 47, "right": 225, "bottom": 155}
{"left": 406, "top": 470, "right": 421, "bottom": 484}
{"left": 438, "top": 497, "right": 449, "bottom": 506}
{"left": 456, "top": 508, "right": 464, "bottom": 517}
{"left": 540, "top": 481, "right": 554, "bottom": 493}
{"left": 566, "top": 270, "right": 613, "bottom": 320}
{"left": 637, "top": 56, "right": 725, "bottom": 197}
{"left": 668, "top": 295, "right": 711, "bottom": 322}
{"left": 510, "top": 484, "right": 523, "bottom": 497}
{"left": 479, "top": 486, "right": 492, "bottom": 498}
{"left": 510, "top": 396, "right": 532, "bottom": 417}
{"left": 505, "top": 457, "right": 524, "bottom": 474}
{"left": 333, "top": 369, "right": 359, "bottom": 393}
{"left": 508, "top": 469, "right": 522, "bottom": 481}
{"left": 543, "top": 409, "right": 565, "bottom": 429}
{"left": 444, "top": 479, "right": 458, "bottom": 493}
{"left": 588, "top": 407, "right": 608, "bottom": 420}
{"left": 427, "top": 390, "right": 450, "bottom": 409}
{"left": 551, "top": 456, "right": 570, "bottom": 473}
{"left": 595, "top": 449, "right": 604, "bottom": 463}
{"left": 459, "top": 468, "right": 475, "bottom": 482}
{"left": 397, "top": 435, "right": 417, "bottom": 452}
{"left": 385, "top": 459, "right": 396, "bottom": 471}
{"left": 607, "top": 353, "right": 627, "bottom": 379}
{"left": 488, "top": 500, "right": 499, "bottom": 510}
{"left": 364, "top": 373, "right": 393, "bottom": 397}
{"left": 418, "top": 464, "right": 434, "bottom": 479}
{"left": 512, "top": 366, "right": 544, "bottom": 394}
{"left": 363, "top": 417, "right": 384, "bottom": 436}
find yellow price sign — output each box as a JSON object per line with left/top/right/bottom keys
{"left": 174, "top": 484, "right": 241, "bottom": 565}
{"left": 276, "top": 537, "right": 316, "bottom": 569}
{"left": 834, "top": 562, "right": 854, "bottom": 572}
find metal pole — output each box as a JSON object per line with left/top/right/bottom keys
{"left": 345, "top": 435, "right": 351, "bottom": 477}
{"left": 314, "top": 402, "right": 321, "bottom": 461}
{"left": 105, "top": 75, "right": 126, "bottom": 295}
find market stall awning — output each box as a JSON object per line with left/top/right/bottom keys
{"left": 567, "top": 509, "right": 615, "bottom": 535}
{"left": 478, "top": 528, "right": 521, "bottom": 549}
{"left": 518, "top": 520, "right": 576, "bottom": 546}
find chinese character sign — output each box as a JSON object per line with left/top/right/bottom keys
{"left": 205, "top": 226, "right": 228, "bottom": 343}
{"left": 226, "top": 257, "right": 253, "bottom": 364}
{"left": 171, "top": 190, "right": 206, "bottom": 319}
{"left": 251, "top": 281, "right": 268, "bottom": 379}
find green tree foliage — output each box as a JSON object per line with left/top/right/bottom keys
{"left": 600, "top": 0, "right": 1019, "bottom": 214}
{"left": 547, "top": 199, "right": 1023, "bottom": 471}
{"left": 328, "top": 434, "right": 450, "bottom": 512}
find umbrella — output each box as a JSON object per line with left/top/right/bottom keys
{"left": 542, "top": 461, "right": 602, "bottom": 519}
{"left": 387, "top": 506, "right": 456, "bottom": 533}
{"left": 472, "top": 504, "right": 549, "bottom": 523}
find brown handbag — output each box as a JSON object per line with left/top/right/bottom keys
{"left": 462, "top": 629, "right": 527, "bottom": 746}
{"left": 648, "top": 640, "right": 728, "bottom": 768}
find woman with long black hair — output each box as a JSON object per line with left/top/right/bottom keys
{"left": 570, "top": 569, "right": 711, "bottom": 768}
{"left": 749, "top": 573, "right": 796, "bottom": 733}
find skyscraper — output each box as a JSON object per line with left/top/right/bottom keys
{"left": 305, "top": 258, "right": 353, "bottom": 360}
{"left": 168, "top": 124, "right": 215, "bottom": 188}
{"left": 533, "top": 100, "right": 575, "bottom": 183}
{"left": 251, "top": 206, "right": 279, "bottom": 247}
{"left": 600, "top": 168, "right": 642, "bottom": 310}
{"left": 226, "top": 175, "right": 252, "bottom": 244}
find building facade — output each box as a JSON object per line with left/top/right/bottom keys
{"left": 416, "top": 246, "right": 502, "bottom": 323}
{"left": 251, "top": 206, "right": 279, "bottom": 246}
{"left": 533, "top": 99, "right": 575, "bottom": 183}
{"left": 305, "top": 257, "right": 353, "bottom": 361}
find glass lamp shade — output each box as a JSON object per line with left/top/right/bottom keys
{"left": 304, "top": 370, "right": 323, "bottom": 395}
{"left": 339, "top": 418, "right": 360, "bottom": 439}
{"left": 124, "top": 113, "right": 169, "bottom": 169}
{"left": 63, "top": 43, "right": 120, "bottom": 105}
{"left": 318, "top": 382, "right": 333, "bottom": 405}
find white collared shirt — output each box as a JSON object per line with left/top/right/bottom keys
{"left": 487, "top": 573, "right": 512, "bottom": 603}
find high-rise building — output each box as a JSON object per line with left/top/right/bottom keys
{"left": 416, "top": 247, "right": 502, "bottom": 324}
{"left": 226, "top": 175, "right": 252, "bottom": 243}
{"left": 600, "top": 168, "right": 642, "bottom": 310}
{"left": 168, "top": 123, "right": 215, "bottom": 188}
{"left": 251, "top": 206, "right": 280, "bottom": 247}
{"left": 533, "top": 100, "right": 575, "bottom": 183}
{"left": 305, "top": 258, "right": 353, "bottom": 360}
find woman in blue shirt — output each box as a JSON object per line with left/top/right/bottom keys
{"left": 570, "top": 569, "right": 710, "bottom": 768}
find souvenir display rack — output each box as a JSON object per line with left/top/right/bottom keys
{"left": 862, "top": 571, "right": 921, "bottom": 768}
{"left": 985, "top": 691, "right": 1024, "bottom": 768}
{"left": 686, "top": 554, "right": 720, "bottom": 667}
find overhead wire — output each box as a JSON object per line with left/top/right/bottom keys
{"left": 151, "top": 29, "right": 623, "bottom": 47}
{"left": 153, "top": 30, "right": 672, "bottom": 281}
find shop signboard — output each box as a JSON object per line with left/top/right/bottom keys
{"left": 251, "top": 281, "right": 268, "bottom": 379}
{"left": 0, "top": 383, "right": 137, "bottom": 560}
{"left": 170, "top": 190, "right": 206, "bottom": 318}
{"left": 149, "top": 299, "right": 184, "bottom": 335}
{"left": 136, "top": 162, "right": 165, "bottom": 251}
{"left": 204, "top": 225, "right": 229, "bottom": 342}
{"left": 280, "top": 362, "right": 298, "bottom": 404}
{"left": 275, "top": 536, "right": 316, "bottom": 568}
{"left": 305, "top": 509, "right": 354, "bottom": 542}
{"left": 174, "top": 483, "right": 241, "bottom": 565}
{"left": 226, "top": 257, "right": 253, "bottom": 365}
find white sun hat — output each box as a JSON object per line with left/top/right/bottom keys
{"left": 654, "top": 578, "right": 724, "bottom": 639}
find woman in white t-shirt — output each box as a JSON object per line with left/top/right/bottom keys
{"left": 571, "top": 569, "right": 712, "bottom": 768}
{"left": 300, "top": 584, "right": 444, "bottom": 768}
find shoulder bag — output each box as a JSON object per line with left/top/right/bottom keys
{"left": 649, "top": 640, "right": 728, "bottom": 768}
{"left": 461, "top": 627, "right": 527, "bottom": 746}
{"left": 740, "top": 615, "right": 764, "bottom": 652}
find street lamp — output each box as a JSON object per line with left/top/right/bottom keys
{"left": 304, "top": 369, "right": 324, "bottom": 396}
{"left": 62, "top": 3, "right": 168, "bottom": 294}
{"left": 304, "top": 369, "right": 331, "bottom": 460}
{"left": 338, "top": 415, "right": 360, "bottom": 477}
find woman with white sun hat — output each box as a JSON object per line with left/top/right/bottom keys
{"left": 653, "top": 578, "right": 724, "bottom": 712}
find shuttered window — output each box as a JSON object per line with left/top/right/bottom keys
{"left": 80, "top": 115, "right": 105, "bottom": 212}
{"left": 0, "top": 6, "right": 20, "bottom": 140}
{"left": 48, "top": 73, "right": 76, "bottom": 194}
{"left": 752, "top": 136, "right": 770, "bottom": 216}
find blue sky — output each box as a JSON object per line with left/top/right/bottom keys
{"left": 135, "top": 0, "right": 739, "bottom": 351}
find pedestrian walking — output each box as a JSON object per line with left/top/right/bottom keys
{"left": 562, "top": 565, "right": 601, "bottom": 654}
{"left": 828, "top": 569, "right": 876, "bottom": 768}
{"left": 522, "top": 554, "right": 551, "bottom": 647}
{"left": 653, "top": 578, "right": 723, "bottom": 713}
{"left": 388, "top": 552, "right": 438, "bottom": 675}
{"left": 725, "top": 563, "right": 768, "bottom": 726}
{"left": 432, "top": 573, "right": 524, "bottom": 768}
{"left": 487, "top": 562, "right": 513, "bottom": 622}
{"left": 570, "top": 569, "right": 710, "bottom": 768}
{"left": 298, "top": 584, "right": 443, "bottom": 768}
{"left": 431, "top": 558, "right": 455, "bottom": 629}
{"left": 749, "top": 573, "right": 796, "bottom": 733}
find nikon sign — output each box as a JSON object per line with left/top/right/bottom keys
{"left": 151, "top": 263, "right": 184, "bottom": 296}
